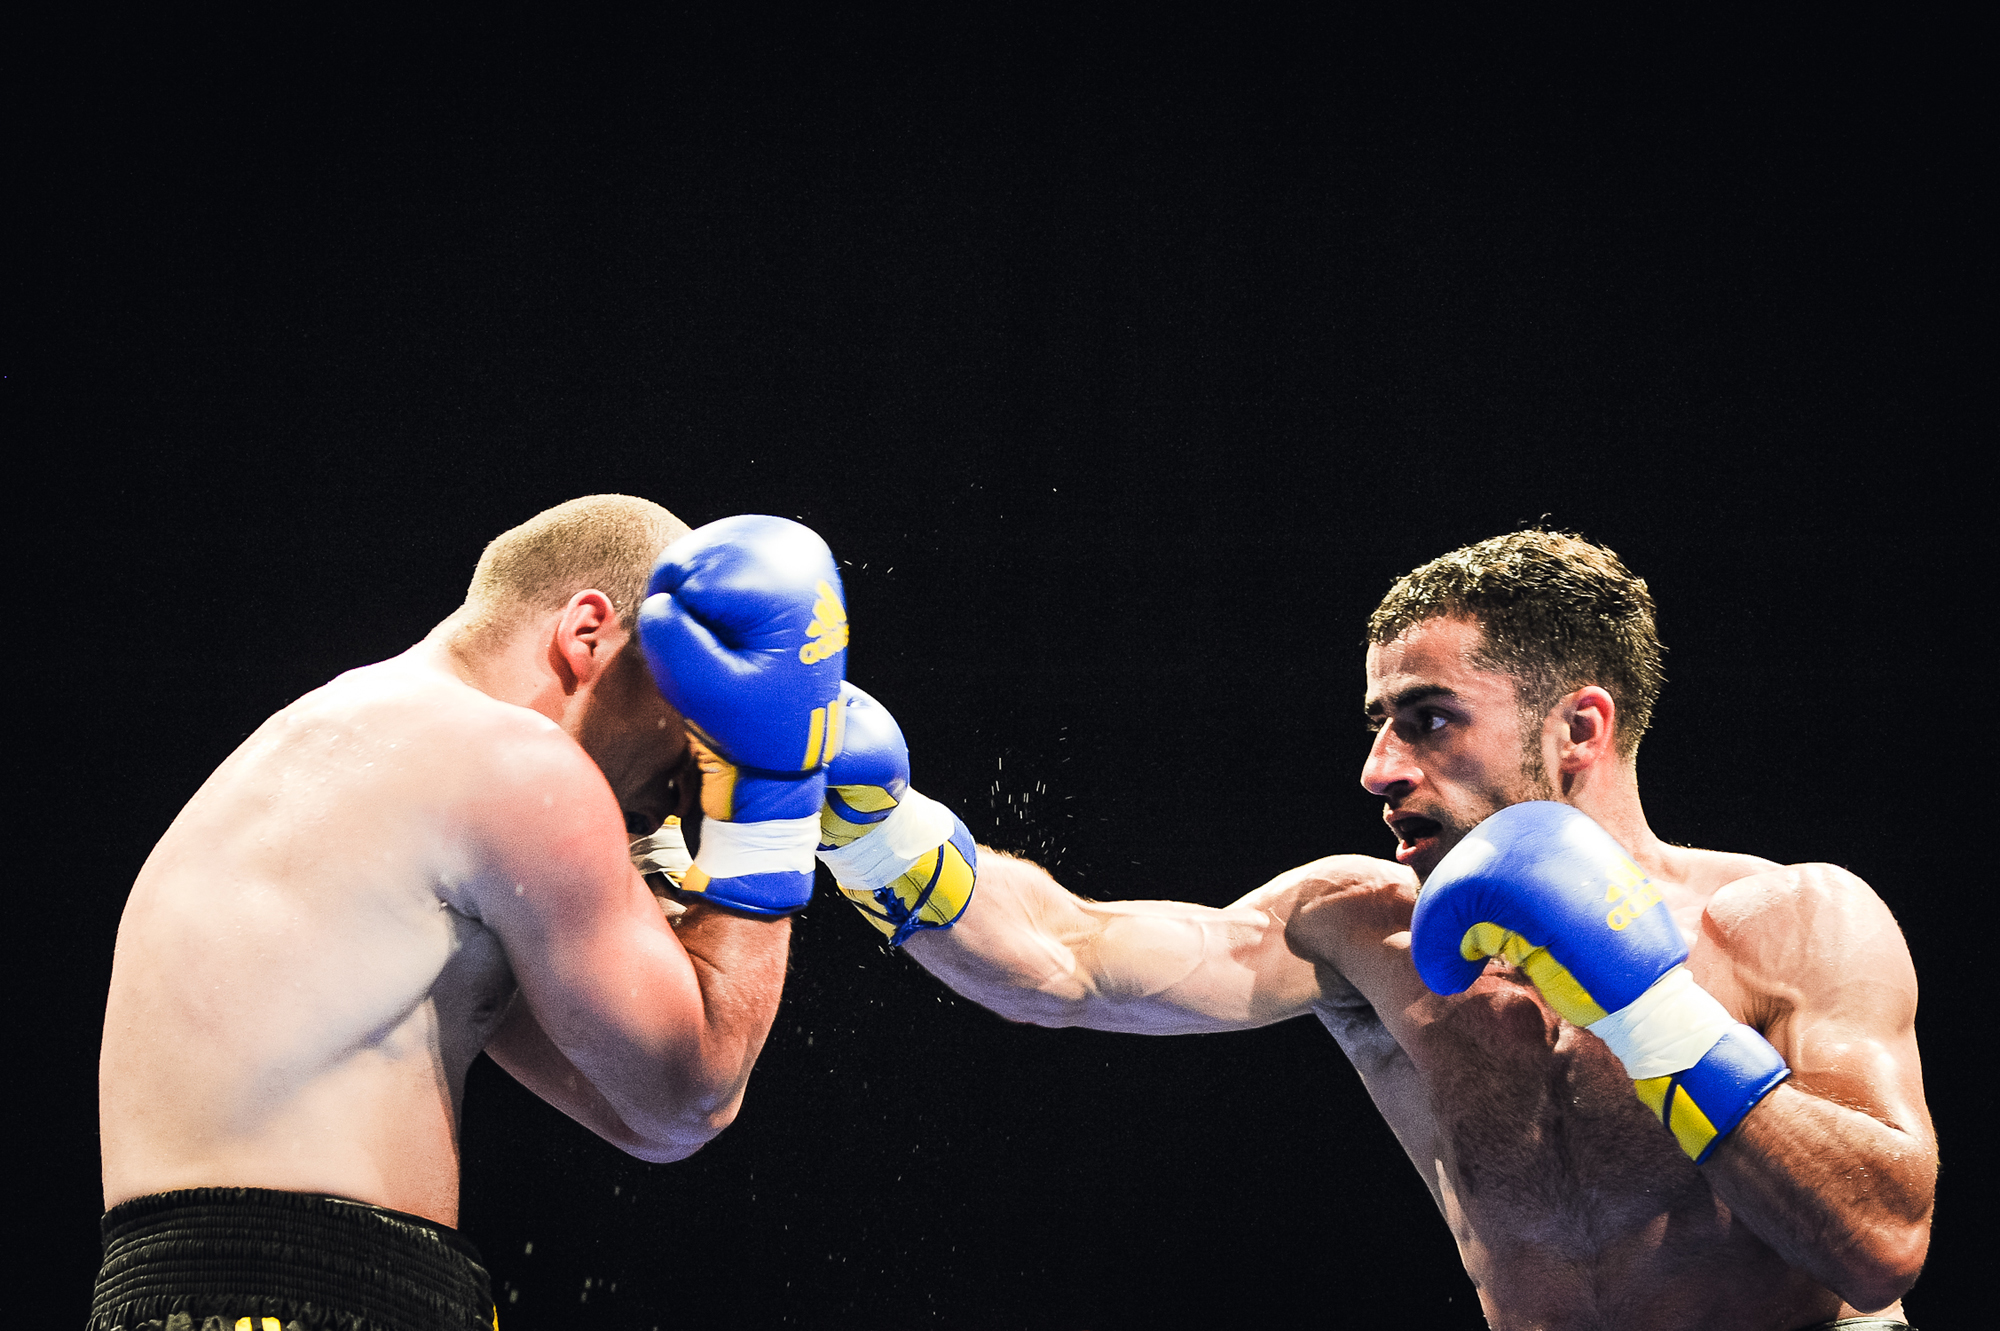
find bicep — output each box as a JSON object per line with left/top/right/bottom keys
{"left": 1706, "top": 865, "right": 1931, "bottom": 1140}
{"left": 482, "top": 993, "right": 656, "bottom": 1154}
{"left": 493, "top": 861, "right": 711, "bottom": 1093}
{"left": 467, "top": 748, "right": 709, "bottom": 1100}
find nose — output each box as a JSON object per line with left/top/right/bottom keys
{"left": 1361, "top": 725, "right": 1418, "bottom": 798}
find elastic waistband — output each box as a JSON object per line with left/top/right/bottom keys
{"left": 92, "top": 1187, "right": 493, "bottom": 1331}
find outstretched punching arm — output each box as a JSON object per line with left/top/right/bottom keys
{"left": 819, "top": 684, "right": 1328, "bottom": 1034}
{"left": 907, "top": 851, "right": 1337, "bottom": 1034}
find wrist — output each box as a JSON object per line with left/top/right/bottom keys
{"left": 818, "top": 789, "right": 955, "bottom": 884}
{"left": 679, "top": 813, "right": 820, "bottom": 916}
{"left": 1589, "top": 966, "right": 1790, "bottom": 1163}
{"left": 630, "top": 818, "right": 694, "bottom": 891}
{"left": 820, "top": 788, "right": 976, "bottom": 945}
{"left": 1588, "top": 965, "right": 1735, "bottom": 1078}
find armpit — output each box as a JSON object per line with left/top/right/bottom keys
{"left": 1310, "top": 961, "right": 1373, "bottom": 1014}
{"left": 1312, "top": 995, "right": 1408, "bottom": 1079}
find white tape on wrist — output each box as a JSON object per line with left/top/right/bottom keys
{"left": 693, "top": 813, "right": 820, "bottom": 879}
{"left": 816, "top": 788, "right": 955, "bottom": 890}
{"left": 1588, "top": 964, "right": 1738, "bottom": 1080}
{"left": 629, "top": 820, "right": 694, "bottom": 882}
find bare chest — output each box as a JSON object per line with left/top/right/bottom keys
{"left": 1407, "top": 971, "right": 1712, "bottom": 1252}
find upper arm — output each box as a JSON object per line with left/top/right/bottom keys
{"left": 462, "top": 727, "right": 711, "bottom": 1131}
{"left": 482, "top": 992, "right": 685, "bottom": 1162}
{"left": 1699, "top": 864, "right": 1931, "bottom": 1143}
{"left": 904, "top": 850, "right": 1328, "bottom": 1034}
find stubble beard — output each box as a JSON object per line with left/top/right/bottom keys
{"left": 1415, "top": 726, "right": 1560, "bottom": 882}
{"left": 1515, "top": 722, "right": 1560, "bottom": 804}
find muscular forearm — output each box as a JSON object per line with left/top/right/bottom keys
{"left": 488, "top": 907, "right": 791, "bottom": 1163}
{"left": 654, "top": 906, "right": 791, "bottom": 1143}
{"left": 1703, "top": 1081, "right": 1934, "bottom": 1311}
{"left": 902, "top": 853, "right": 1312, "bottom": 1034}
{"left": 900, "top": 856, "right": 1095, "bottom": 1024}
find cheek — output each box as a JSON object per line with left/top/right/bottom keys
{"left": 1424, "top": 740, "right": 1516, "bottom": 806}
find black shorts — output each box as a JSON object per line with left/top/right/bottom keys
{"left": 89, "top": 1187, "right": 495, "bottom": 1331}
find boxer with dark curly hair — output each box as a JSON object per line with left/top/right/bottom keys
{"left": 831, "top": 530, "right": 1935, "bottom": 1331}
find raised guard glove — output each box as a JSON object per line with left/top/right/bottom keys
{"left": 816, "top": 682, "right": 976, "bottom": 946}
{"left": 636, "top": 515, "right": 848, "bottom": 916}
{"left": 1409, "top": 801, "right": 1789, "bottom": 1163}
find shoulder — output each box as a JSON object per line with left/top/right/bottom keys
{"left": 1693, "top": 859, "right": 1918, "bottom": 1029}
{"left": 329, "top": 659, "right": 621, "bottom": 854}
{"left": 1246, "top": 854, "right": 1417, "bottom": 915}
{"left": 469, "top": 708, "right": 622, "bottom": 854}
{"left": 1276, "top": 855, "right": 1419, "bottom": 971}
{"left": 1663, "top": 846, "right": 1903, "bottom": 958}
{"left": 1702, "top": 860, "right": 1900, "bottom": 949}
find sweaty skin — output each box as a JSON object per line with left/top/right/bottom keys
{"left": 100, "top": 597, "right": 791, "bottom": 1227}
{"left": 904, "top": 617, "right": 1933, "bottom": 1330}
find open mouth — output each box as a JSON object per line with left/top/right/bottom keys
{"left": 1388, "top": 814, "right": 1443, "bottom": 863}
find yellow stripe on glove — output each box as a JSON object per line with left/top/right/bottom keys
{"left": 1459, "top": 921, "right": 1611, "bottom": 1027}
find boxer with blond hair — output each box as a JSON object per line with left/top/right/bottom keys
{"left": 95, "top": 496, "right": 848, "bottom": 1331}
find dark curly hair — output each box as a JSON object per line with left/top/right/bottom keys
{"left": 1367, "top": 531, "right": 1666, "bottom": 759}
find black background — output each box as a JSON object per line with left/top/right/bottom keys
{"left": 17, "top": 9, "right": 1976, "bottom": 1329}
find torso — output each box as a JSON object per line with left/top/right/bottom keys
{"left": 99, "top": 652, "right": 553, "bottom": 1226}
{"left": 1292, "top": 848, "right": 1873, "bottom": 1331}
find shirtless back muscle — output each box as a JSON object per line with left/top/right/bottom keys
{"left": 103, "top": 650, "right": 626, "bottom": 1224}
{"left": 94, "top": 496, "right": 802, "bottom": 1330}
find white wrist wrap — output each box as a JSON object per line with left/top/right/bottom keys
{"left": 629, "top": 821, "right": 694, "bottom": 881}
{"left": 1587, "top": 964, "right": 1737, "bottom": 1080}
{"left": 816, "top": 788, "right": 955, "bottom": 890}
{"left": 693, "top": 813, "right": 820, "bottom": 879}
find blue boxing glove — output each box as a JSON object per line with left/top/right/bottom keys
{"left": 636, "top": 515, "right": 849, "bottom": 915}
{"left": 1410, "top": 801, "right": 1789, "bottom": 1163}
{"left": 816, "top": 683, "right": 977, "bottom": 946}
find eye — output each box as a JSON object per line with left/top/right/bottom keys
{"left": 1394, "top": 708, "right": 1448, "bottom": 740}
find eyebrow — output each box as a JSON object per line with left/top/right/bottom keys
{"left": 1363, "top": 683, "right": 1458, "bottom": 720}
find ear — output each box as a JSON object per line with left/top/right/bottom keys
{"left": 1551, "top": 686, "right": 1618, "bottom": 774}
{"left": 548, "top": 590, "right": 621, "bottom": 694}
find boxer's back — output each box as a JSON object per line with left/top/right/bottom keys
{"left": 100, "top": 650, "right": 541, "bottom": 1226}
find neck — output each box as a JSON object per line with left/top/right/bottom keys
{"left": 1559, "top": 759, "right": 1667, "bottom": 875}
{"left": 421, "top": 609, "right": 574, "bottom": 725}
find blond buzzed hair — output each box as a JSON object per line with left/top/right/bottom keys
{"left": 463, "top": 494, "right": 692, "bottom": 634}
